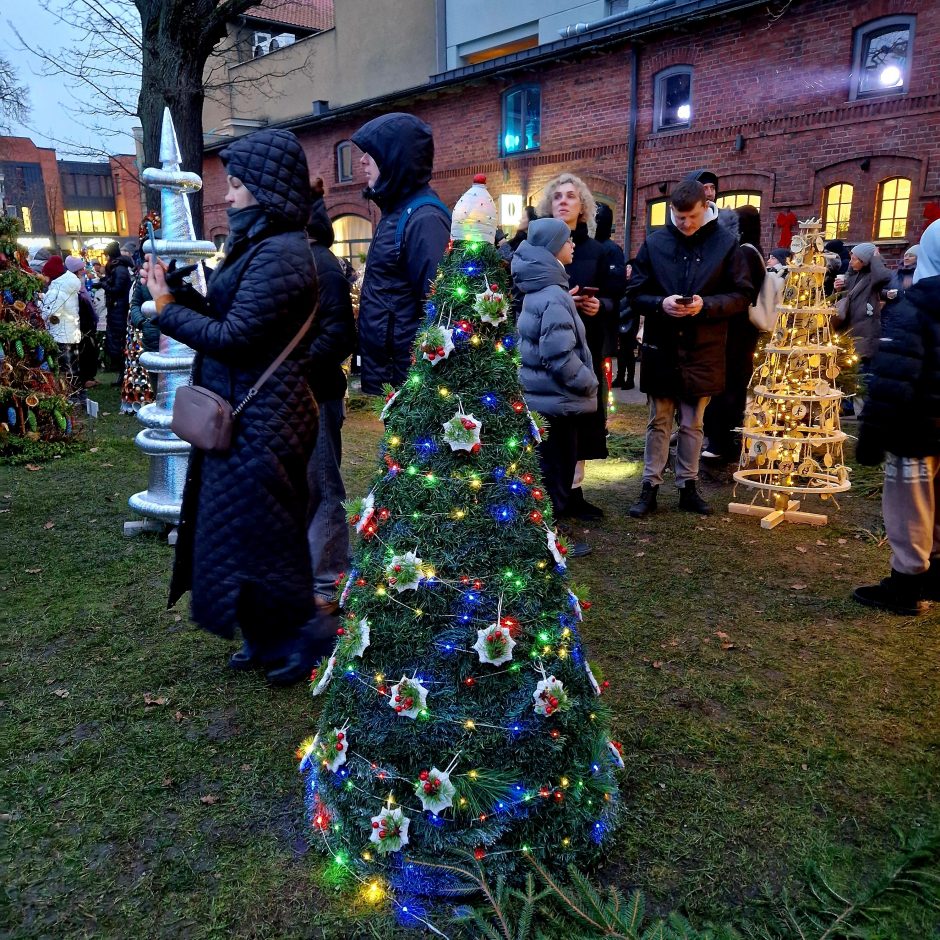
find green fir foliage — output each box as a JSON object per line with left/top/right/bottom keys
{"left": 303, "top": 238, "right": 621, "bottom": 889}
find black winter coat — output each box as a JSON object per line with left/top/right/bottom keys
{"left": 352, "top": 113, "right": 451, "bottom": 394}
{"left": 306, "top": 198, "right": 356, "bottom": 402}
{"left": 837, "top": 254, "right": 890, "bottom": 359}
{"left": 565, "top": 223, "right": 619, "bottom": 458}
{"left": 856, "top": 275, "right": 940, "bottom": 463}
{"left": 628, "top": 211, "right": 752, "bottom": 399}
{"left": 103, "top": 255, "right": 133, "bottom": 359}
{"left": 158, "top": 129, "right": 318, "bottom": 645}
{"left": 129, "top": 279, "right": 160, "bottom": 352}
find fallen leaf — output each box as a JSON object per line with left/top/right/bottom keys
{"left": 200, "top": 794, "right": 219, "bottom": 805}
{"left": 24, "top": 567, "right": 42, "bottom": 574}
{"left": 795, "top": 545, "right": 807, "bottom": 554}
{"left": 816, "top": 539, "right": 827, "bottom": 546}
{"left": 162, "top": 777, "right": 175, "bottom": 788}
{"left": 53, "top": 688, "right": 70, "bottom": 698}
{"left": 173, "top": 614, "right": 182, "bottom": 622}
{"left": 43, "top": 521, "right": 54, "bottom": 529}
{"left": 801, "top": 763, "right": 808, "bottom": 771}
{"left": 241, "top": 764, "right": 252, "bottom": 772}
{"left": 651, "top": 660, "right": 662, "bottom": 669}
{"left": 100, "top": 463, "right": 114, "bottom": 468}
{"left": 173, "top": 710, "right": 187, "bottom": 722}
{"left": 0, "top": 509, "right": 9, "bottom": 514}
{"left": 635, "top": 551, "right": 645, "bottom": 557}
{"left": 715, "top": 630, "right": 731, "bottom": 641}
{"left": 837, "top": 538, "right": 847, "bottom": 545}
{"left": 25, "top": 464, "right": 42, "bottom": 472}
{"left": 143, "top": 693, "right": 169, "bottom": 706}
{"left": 790, "top": 583, "right": 808, "bottom": 590}
{"left": 720, "top": 642, "right": 736, "bottom": 650}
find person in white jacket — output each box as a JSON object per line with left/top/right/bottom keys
{"left": 40, "top": 256, "right": 82, "bottom": 392}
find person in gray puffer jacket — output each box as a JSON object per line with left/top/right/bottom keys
{"left": 513, "top": 218, "right": 598, "bottom": 525}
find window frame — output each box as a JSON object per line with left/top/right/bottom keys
{"left": 653, "top": 65, "right": 693, "bottom": 133}
{"left": 500, "top": 84, "right": 541, "bottom": 157}
{"left": 874, "top": 176, "right": 911, "bottom": 240}
{"left": 335, "top": 140, "right": 353, "bottom": 184}
{"left": 850, "top": 15, "right": 915, "bottom": 101}
{"left": 822, "top": 182, "right": 854, "bottom": 240}
{"left": 714, "top": 191, "right": 762, "bottom": 212}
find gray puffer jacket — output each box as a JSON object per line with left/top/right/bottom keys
{"left": 512, "top": 240, "right": 598, "bottom": 416}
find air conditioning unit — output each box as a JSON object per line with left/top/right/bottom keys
{"left": 252, "top": 31, "right": 272, "bottom": 57}
{"left": 270, "top": 32, "right": 296, "bottom": 51}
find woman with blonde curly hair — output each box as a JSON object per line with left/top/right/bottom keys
{"left": 537, "top": 172, "right": 617, "bottom": 520}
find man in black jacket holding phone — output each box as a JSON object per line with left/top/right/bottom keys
{"left": 627, "top": 179, "right": 753, "bottom": 517}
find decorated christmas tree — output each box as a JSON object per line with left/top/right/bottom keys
{"left": 0, "top": 217, "right": 76, "bottom": 460}
{"left": 730, "top": 219, "right": 851, "bottom": 528}
{"left": 300, "top": 178, "right": 621, "bottom": 907}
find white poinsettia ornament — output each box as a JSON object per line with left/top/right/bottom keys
{"left": 337, "top": 617, "right": 370, "bottom": 660}
{"left": 310, "top": 654, "right": 336, "bottom": 696}
{"left": 474, "top": 282, "right": 509, "bottom": 325}
{"left": 473, "top": 624, "right": 515, "bottom": 666}
{"left": 315, "top": 725, "right": 349, "bottom": 772}
{"left": 546, "top": 526, "right": 568, "bottom": 567}
{"left": 370, "top": 805, "right": 410, "bottom": 853}
{"left": 414, "top": 765, "right": 456, "bottom": 814}
{"left": 389, "top": 674, "right": 429, "bottom": 718}
{"left": 380, "top": 386, "right": 400, "bottom": 422}
{"left": 584, "top": 661, "right": 602, "bottom": 696}
{"left": 442, "top": 408, "right": 482, "bottom": 454}
{"left": 385, "top": 550, "right": 423, "bottom": 592}
{"left": 418, "top": 323, "right": 455, "bottom": 365}
{"left": 344, "top": 492, "right": 375, "bottom": 534}
{"left": 607, "top": 739, "right": 626, "bottom": 769}
{"left": 533, "top": 674, "right": 569, "bottom": 717}
{"left": 568, "top": 590, "right": 583, "bottom": 622}
{"left": 528, "top": 412, "right": 542, "bottom": 444}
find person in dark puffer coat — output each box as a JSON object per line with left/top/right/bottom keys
{"left": 352, "top": 112, "right": 451, "bottom": 394}
{"left": 142, "top": 128, "right": 326, "bottom": 686}
{"left": 853, "top": 219, "right": 940, "bottom": 616}
{"left": 305, "top": 183, "right": 356, "bottom": 629}
{"left": 101, "top": 241, "right": 133, "bottom": 374}
{"left": 513, "top": 219, "right": 598, "bottom": 549}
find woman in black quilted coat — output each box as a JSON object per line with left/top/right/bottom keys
{"left": 143, "top": 128, "right": 327, "bottom": 685}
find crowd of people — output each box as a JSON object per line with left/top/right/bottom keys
{"left": 85, "top": 109, "right": 932, "bottom": 685}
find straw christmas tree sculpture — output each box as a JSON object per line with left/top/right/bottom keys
{"left": 300, "top": 177, "right": 621, "bottom": 905}
{"left": 730, "top": 219, "right": 850, "bottom": 528}
{"left": 0, "top": 217, "right": 76, "bottom": 459}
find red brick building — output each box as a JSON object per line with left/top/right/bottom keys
{"left": 202, "top": 0, "right": 939, "bottom": 263}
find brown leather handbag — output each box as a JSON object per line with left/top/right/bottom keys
{"left": 171, "top": 310, "right": 316, "bottom": 453}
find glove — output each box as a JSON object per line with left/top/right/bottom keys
{"left": 854, "top": 428, "right": 884, "bottom": 466}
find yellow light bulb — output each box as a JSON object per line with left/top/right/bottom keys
{"left": 439, "top": 387, "right": 450, "bottom": 397}
{"left": 389, "top": 436, "right": 400, "bottom": 446}
{"left": 561, "top": 777, "right": 569, "bottom": 787}
{"left": 468, "top": 770, "right": 478, "bottom": 779}
{"left": 464, "top": 720, "right": 476, "bottom": 730}
{"left": 376, "top": 586, "right": 386, "bottom": 596}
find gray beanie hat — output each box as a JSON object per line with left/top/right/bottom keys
{"left": 527, "top": 218, "right": 571, "bottom": 256}
{"left": 905, "top": 244, "right": 920, "bottom": 258}
{"left": 851, "top": 242, "right": 877, "bottom": 264}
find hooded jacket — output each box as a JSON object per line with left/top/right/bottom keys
{"left": 102, "top": 254, "right": 133, "bottom": 359}
{"left": 512, "top": 240, "right": 598, "bottom": 416}
{"left": 41, "top": 270, "right": 82, "bottom": 345}
{"left": 157, "top": 128, "right": 320, "bottom": 646}
{"left": 306, "top": 197, "right": 356, "bottom": 402}
{"left": 352, "top": 112, "right": 451, "bottom": 393}
{"left": 628, "top": 206, "right": 753, "bottom": 399}
{"left": 837, "top": 252, "right": 890, "bottom": 359}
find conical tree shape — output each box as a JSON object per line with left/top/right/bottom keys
{"left": 0, "top": 217, "right": 76, "bottom": 459}
{"left": 301, "top": 188, "right": 621, "bottom": 898}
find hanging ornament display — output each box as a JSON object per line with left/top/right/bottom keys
{"left": 533, "top": 673, "right": 569, "bottom": 717}
{"left": 310, "top": 654, "right": 337, "bottom": 697}
{"left": 473, "top": 624, "right": 516, "bottom": 666}
{"left": 413, "top": 761, "right": 457, "bottom": 815}
{"left": 370, "top": 805, "right": 411, "bottom": 854}
{"left": 473, "top": 282, "right": 509, "bottom": 326}
{"left": 546, "top": 527, "right": 568, "bottom": 567}
{"left": 385, "top": 550, "right": 423, "bottom": 592}
{"left": 315, "top": 725, "right": 349, "bottom": 772}
{"left": 442, "top": 405, "right": 482, "bottom": 453}
{"left": 388, "top": 674, "right": 429, "bottom": 718}
{"left": 338, "top": 617, "right": 371, "bottom": 660}
{"left": 345, "top": 492, "right": 375, "bottom": 534}
{"left": 418, "top": 323, "right": 455, "bottom": 365}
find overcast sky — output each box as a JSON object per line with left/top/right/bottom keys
{"left": 3, "top": 4, "right": 139, "bottom": 159}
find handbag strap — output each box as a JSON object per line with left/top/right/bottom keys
{"left": 232, "top": 301, "right": 318, "bottom": 417}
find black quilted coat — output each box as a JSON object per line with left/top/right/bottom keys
{"left": 103, "top": 255, "right": 133, "bottom": 363}
{"left": 352, "top": 113, "right": 451, "bottom": 394}
{"left": 628, "top": 211, "right": 752, "bottom": 399}
{"left": 855, "top": 275, "right": 940, "bottom": 463}
{"left": 159, "top": 128, "right": 319, "bottom": 650}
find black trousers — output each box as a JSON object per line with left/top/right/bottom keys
{"left": 539, "top": 414, "right": 580, "bottom": 518}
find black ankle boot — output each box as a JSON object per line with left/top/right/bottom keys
{"left": 925, "top": 559, "right": 940, "bottom": 602}
{"left": 228, "top": 643, "right": 261, "bottom": 671}
{"left": 853, "top": 569, "right": 929, "bottom": 616}
{"left": 629, "top": 481, "right": 658, "bottom": 518}
{"left": 678, "top": 481, "right": 713, "bottom": 515}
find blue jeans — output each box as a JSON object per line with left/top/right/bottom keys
{"left": 307, "top": 397, "right": 350, "bottom": 602}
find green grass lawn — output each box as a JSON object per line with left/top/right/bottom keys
{"left": 2, "top": 379, "right": 938, "bottom": 938}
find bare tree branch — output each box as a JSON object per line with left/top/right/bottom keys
{"left": 0, "top": 53, "right": 31, "bottom": 133}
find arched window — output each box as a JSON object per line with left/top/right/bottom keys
{"left": 331, "top": 214, "right": 373, "bottom": 270}
{"left": 715, "top": 192, "right": 761, "bottom": 212}
{"left": 653, "top": 66, "right": 693, "bottom": 131}
{"left": 336, "top": 141, "right": 353, "bottom": 183}
{"left": 823, "top": 183, "right": 853, "bottom": 240}
{"left": 875, "top": 178, "right": 911, "bottom": 239}
{"left": 501, "top": 85, "right": 540, "bottom": 155}
{"left": 647, "top": 198, "right": 668, "bottom": 232}
{"left": 851, "top": 16, "right": 915, "bottom": 100}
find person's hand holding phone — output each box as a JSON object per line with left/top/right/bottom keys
{"left": 663, "top": 294, "right": 703, "bottom": 317}
{"left": 573, "top": 285, "right": 601, "bottom": 316}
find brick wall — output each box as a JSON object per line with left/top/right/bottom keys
{"left": 201, "top": 0, "right": 940, "bottom": 263}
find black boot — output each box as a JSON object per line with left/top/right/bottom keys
{"left": 566, "top": 487, "right": 604, "bottom": 521}
{"left": 678, "top": 480, "right": 713, "bottom": 515}
{"left": 228, "top": 643, "right": 262, "bottom": 671}
{"left": 629, "top": 481, "right": 658, "bottom": 518}
{"left": 853, "top": 569, "right": 929, "bottom": 616}
{"left": 925, "top": 559, "right": 940, "bottom": 602}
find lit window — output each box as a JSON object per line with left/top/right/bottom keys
{"left": 647, "top": 198, "right": 668, "bottom": 232}
{"left": 502, "top": 85, "right": 540, "bottom": 155}
{"left": 654, "top": 66, "right": 692, "bottom": 131}
{"left": 331, "top": 214, "right": 373, "bottom": 270}
{"left": 21, "top": 207, "right": 32, "bottom": 233}
{"left": 715, "top": 192, "right": 761, "bottom": 211}
{"left": 851, "top": 17, "right": 914, "bottom": 100}
{"left": 823, "top": 184, "right": 853, "bottom": 240}
{"left": 336, "top": 141, "right": 353, "bottom": 183}
{"left": 79, "top": 210, "right": 94, "bottom": 232}
{"left": 119, "top": 210, "right": 127, "bottom": 232}
{"left": 64, "top": 210, "right": 81, "bottom": 233}
{"left": 875, "top": 177, "right": 911, "bottom": 239}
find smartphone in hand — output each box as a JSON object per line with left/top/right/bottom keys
{"left": 677, "top": 295, "right": 694, "bottom": 306}
{"left": 145, "top": 220, "right": 161, "bottom": 267}
{"left": 579, "top": 286, "right": 600, "bottom": 297}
